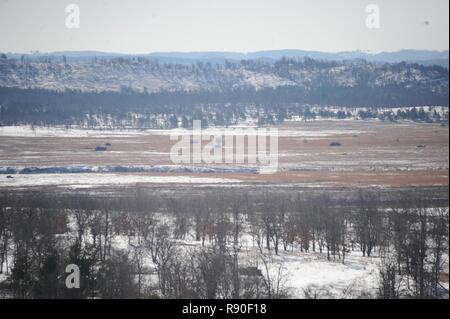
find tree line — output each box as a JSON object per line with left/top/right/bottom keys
{"left": 0, "top": 188, "right": 448, "bottom": 299}
{"left": 0, "top": 86, "right": 448, "bottom": 128}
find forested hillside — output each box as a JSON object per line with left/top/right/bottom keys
{"left": 0, "top": 56, "right": 448, "bottom": 127}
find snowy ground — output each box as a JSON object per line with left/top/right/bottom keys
{"left": 254, "top": 249, "right": 379, "bottom": 298}
{"left": 0, "top": 173, "right": 242, "bottom": 188}
{"left": 0, "top": 121, "right": 448, "bottom": 188}
{"left": 110, "top": 230, "right": 380, "bottom": 299}
{"left": 0, "top": 124, "right": 370, "bottom": 138}
{"left": 110, "top": 221, "right": 382, "bottom": 299}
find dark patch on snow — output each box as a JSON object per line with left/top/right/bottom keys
{"left": 329, "top": 141, "right": 342, "bottom": 147}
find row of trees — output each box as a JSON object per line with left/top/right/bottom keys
{"left": 0, "top": 188, "right": 448, "bottom": 299}
{"left": 1, "top": 86, "right": 447, "bottom": 128}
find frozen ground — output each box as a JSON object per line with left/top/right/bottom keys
{"left": 108, "top": 229, "right": 381, "bottom": 299}
{"left": 0, "top": 124, "right": 370, "bottom": 138}
{"left": 259, "top": 250, "right": 379, "bottom": 298}
{"left": 0, "top": 120, "right": 447, "bottom": 188}
{"left": 0, "top": 173, "right": 242, "bottom": 188}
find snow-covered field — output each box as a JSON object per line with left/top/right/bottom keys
{"left": 260, "top": 250, "right": 379, "bottom": 298}
{"left": 0, "top": 124, "right": 370, "bottom": 138}
{"left": 0, "top": 120, "right": 447, "bottom": 187}
{"left": 0, "top": 173, "right": 242, "bottom": 188}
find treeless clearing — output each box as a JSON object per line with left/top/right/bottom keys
{"left": 167, "top": 170, "right": 447, "bottom": 187}
{"left": 0, "top": 121, "right": 448, "bottom": 187}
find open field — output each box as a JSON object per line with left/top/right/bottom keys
{"left": 1, "top": 120, "right": 448, "bottom": 188}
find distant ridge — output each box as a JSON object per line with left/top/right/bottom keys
{"left": 3, "top": 49, "right": 449, "bottom": 68}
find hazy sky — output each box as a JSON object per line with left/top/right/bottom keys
{"left": 0, "top": 0, "right": 448, "bottom": 53}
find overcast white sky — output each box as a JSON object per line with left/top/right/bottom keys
{"left": 0, "top": 0, "right": 448, "bottom": 54}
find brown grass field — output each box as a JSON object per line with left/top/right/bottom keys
{"left": 0, "top": 120, "right": 448, "bottom": 188}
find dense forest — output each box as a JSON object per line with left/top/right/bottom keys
{"left": 0, "top": 86, "right": 448, "bottom": 127}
